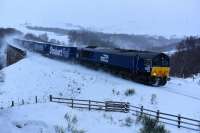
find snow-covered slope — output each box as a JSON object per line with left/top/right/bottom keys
{"left": 0, "top": 103, "right": 142, "bottom": 133}
{"left": 0, "top": 51, "right": 200, "bottom": 132}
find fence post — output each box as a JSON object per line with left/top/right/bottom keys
{"left": 49, "top": 95, "right": 52, "bottom": 102}
{"left": 140, "top": 106, "right": 144, "bottom": 117}
{"left": 11, "top": 101, "right": 14, "bottom": 107}
{"left": 89, "top": 100, "right": 91, "bottom": 111}
{"left": 22, "top": 99, "right": 24, "bottom": 105}
{"left": 156, "top": 110, "right": 160, "bottom": 121}
{"left": 198, "top": 123, "right": 200, "bottom": 131}
{"left": 125, "top": 102, "right": 130, "bottom": 113}
{"left": 71, "top": 99, "right": 74, "bottom": 108}
{"left": 178, "top": 114, "right": 181, "bottom": 128}
{"left": 35, "top": 96, "right": 38, "bottom": 103}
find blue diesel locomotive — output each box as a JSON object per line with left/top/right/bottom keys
{"left": 14, "top": 39, "right": 170, "bottom": 86}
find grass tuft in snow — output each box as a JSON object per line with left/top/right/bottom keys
{"left": 150, "top": 94, "right": 158, "bottom": 105}
{"left": 112, "top": 89, "right": 120, "bottom": 96}
{"left": 124, "top": 88, "right": 135, "bottom": 96}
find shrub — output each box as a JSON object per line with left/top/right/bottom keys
{"left": 0, "top": 71, "right": 5, "bottom": 82}
{"left": 54, "top": 126, "right": 66, "bottom": 133}
{"left": 139, "top": 115, "right": 170, "bottom": 133}
{"left": 102, "top": 113, "right": 114, "bottom": 124}
{"left": 64, "top": 113, "right": 86, "bottom": 133}
{"left": 124, "top": 89, "right": 135, "bottom": 96}
{"left": 150, "top": 94, "right": 157, "bottom": 105}
{"left": 124, "top": 117, "right": 134, "bottom": 127}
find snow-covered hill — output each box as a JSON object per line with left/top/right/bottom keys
{"left": 0, "top": 50, "right": 200, "bottom": 133}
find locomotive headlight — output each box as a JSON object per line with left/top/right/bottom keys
{"left": 151, "top": 67, "right": 170, "bottom": 77}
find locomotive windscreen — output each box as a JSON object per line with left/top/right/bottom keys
{"left": 152, "top": 54, "right": 169, "bottom": 67}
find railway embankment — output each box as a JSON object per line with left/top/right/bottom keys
{"left": 0, "top": 45, "right": 26, "bottom": 82}
{"left": 6, "top": 45, "right": 26, "bottom": 67}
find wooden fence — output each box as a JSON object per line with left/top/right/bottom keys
{"left": 50, "top": 95, "right": 200, "bottom": 132}
{"left": 1, "top": 95, "right": 200, "bottom": 132}
{"left": 50, "top": 95, "right": 130, "bottom": 113}
{"left": 130, "top": 105, "right": 200, "bottom": 132}
{"left": 0, "top": 95, "right": 48, "bottom": 109}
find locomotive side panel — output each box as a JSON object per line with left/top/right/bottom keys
{"left": 79, "top": 49, "right": 134, "bottom": 71}
{"left": 49, "top": 45, "right": 77, "bottom": 60}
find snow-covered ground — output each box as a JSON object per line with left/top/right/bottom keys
{"left": 0, "top": 103, "right": 142, "bottom": 133}
{"left": 0, "top": 50, "right": 200, "bottom": 132}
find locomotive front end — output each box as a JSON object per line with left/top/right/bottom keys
{"left": 150, "top": 53, "right": 170, "bottom": 86}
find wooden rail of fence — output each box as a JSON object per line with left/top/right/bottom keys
{"left": 50, "top": 95, "right": 200, "bottom": 132}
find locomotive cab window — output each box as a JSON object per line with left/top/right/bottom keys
{"left": 144, "top": 59, "right": 152, "bottom": 67}
{"left": 153, "top": 55, "right": 169, "bottom": 67}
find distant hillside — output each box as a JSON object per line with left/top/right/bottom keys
{"left": 27, "top": 26, "right": 181, "bottom": 52}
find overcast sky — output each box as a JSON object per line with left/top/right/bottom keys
{"left": 0, "top": 0, "right": 199, "bottom": 37}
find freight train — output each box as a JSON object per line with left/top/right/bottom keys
{"left": 14, "top": 39, "right": 170, "bottom": 86}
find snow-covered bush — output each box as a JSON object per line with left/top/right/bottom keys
{"left": 198, "top": 80, "right": 200, "bottom": 86}
{"left": 0, "top": 71, "right": 5, "bottom": 82}
{"left": 103, "top": 113, "right": 114, "bottom": 124}
{"left": 123, "top": 116, "right": 134, "bottom": 127}
{"left": 64, "top": 113, "right": 85, "bottom": 133}
{"left": 124, "top": 88, "right": 135, "bottom": 96}
{"left": 39, "top": 33, "right": 49, "bottom": 42}
{"left": 139, "top": 115, "right": 170, "bottom": 133}
{"left": 54, "top": 126, "right": 66, "bottom": 133}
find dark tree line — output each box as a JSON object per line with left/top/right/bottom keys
{"left": 0, "top": 28, "right": 20, "bottom": 38}
{"left": 24, "top": 33, "right": 49, "bottom": 42}
{"left": 170, "top": 36, "right": 200, "bottom": 78}
{"left": 68, "top": 30, "right": 115, "bottom": 48}
{"left": 27, "top": 26, "right": 181, "bottom": 50}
